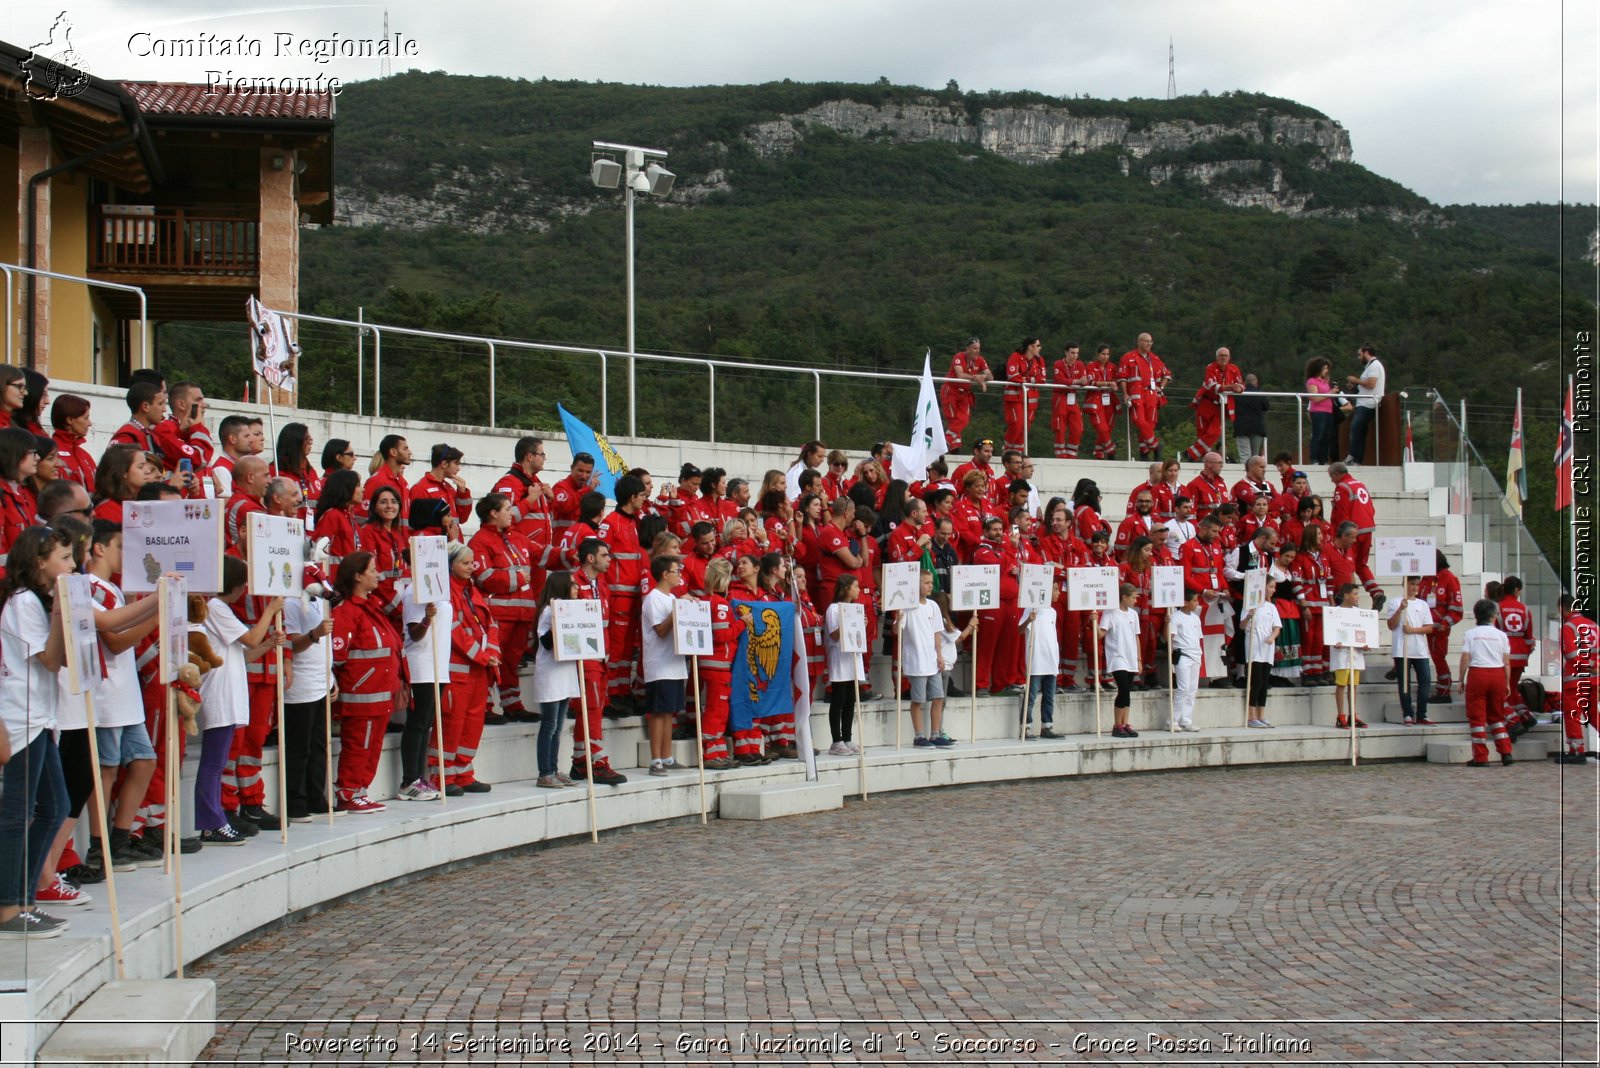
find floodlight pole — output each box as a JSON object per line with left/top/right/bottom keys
{"left": 593, "top": 140, "right": 670, "bottom": 439}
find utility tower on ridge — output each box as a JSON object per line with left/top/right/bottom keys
{"left": 1167, "top": 38, "right": 1176, "bottom": 99}
{"left": 381, "top": 10, "right": 392, "bottom": 78}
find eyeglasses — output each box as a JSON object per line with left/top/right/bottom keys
{"left": 830, "top": 462, "right": 847, "bottom": 468}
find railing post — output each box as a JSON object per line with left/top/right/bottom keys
{"left": 1124, "top": 398, "right": 1133, "bottom": 459}
{"left": 1296, "top": 402, "right": 1303, "bottom": 465}
{"left": 486, "top": 341, "right": 496, "bottom": 428}
{"left": 1219, "top": 403, "right": 1227, "bottom": 462}
{"left": 814, "top": 372, "right": 822, "bottom": 442}
{"left": 373, "top": 327, "right": 382, "bottom": 419}
{"left": 137, "top": 291, "right": 148, "bottom": 371}
{"left": 598, "top": 351, "right": 609, "bottom": 437}
{"left": 1021, "top": 383, "right": 1029, "bottom": 458}
{"left": 708, "top": 364, "right": 716, "bottom": 444}
{"left": 356, "top": 306, "right": 364, "bottom": 417}
{"left": 2, "top": 267, "right": 11, "bottom": 366}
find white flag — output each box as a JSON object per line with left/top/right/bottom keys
{"left": 891, "top": 351, "right": 946, "bottom": 483}
{"left": 246, "top": 295, "right": 299, "bottom": 392}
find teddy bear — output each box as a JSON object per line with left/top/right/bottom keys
{"left": 171, "top": 595, "right": 223, "bottom": 736}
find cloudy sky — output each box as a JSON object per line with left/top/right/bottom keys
{"left": 6, "top": 0, "right": 1594, "bottom": 205}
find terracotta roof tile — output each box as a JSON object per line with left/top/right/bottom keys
{"left": 120, "top": 81, "right": 334, "bottom": 121}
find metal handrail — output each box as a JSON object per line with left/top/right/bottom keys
{"left": 0, "top": 263, "right": 149, "bottom": 375}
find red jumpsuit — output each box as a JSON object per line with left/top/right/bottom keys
{"left": 361, "top": 465, "right": 410, "bottom": 526}
{"left": 110, "top": 418, "right": 200, "bottom": 476}
{"left": 316, "top": 505, "right": 360, "bottom": 569}
{"left": 330, "top": 595, "right": 401, "bottom": 803}
{"left": 358, "top": 522, "right": 410, "bottom": 618}
{"left": 1119, "top": 560, "right": 1159, "bottom": 677}
{"left": 1330, "top": 476, "right": 1381, "bottom": 600}
{"left": 1181, "top": 536, "right": 1228, "bottom": 678}
{"left": 597, "top": 507, "right": 646, "bottom": 706}
{"left": 569, "top": 570, "right": 614, "bottom": 774}
{"left": 972, "top": 538, "right": 1021, "bottom": 693}
{"left": 439, "top": 576, "right": 499, "bottom": 787}
{"left": 1051, "top": 357, "right": 1088, "bottom": 458}
{"left": 1074, "top": 503, "right": 1108, "bottom": 545}
{"left": 1118, "top": 349, "right": 1169, "bottom": 457}
{"left": 1002, "top": 350, "right": 1033, "bottom": 452}
{"left": 1113, "top": 513, "right": 1154, "bottom": 561}
{"left": 52, "top": 429, "right": 97, "bottom": 495}
{"left": 1083, "top": 360, "right": 1120, "bottom": 458}
{"left": 470, "top": 526, "right": 536, "bottom": 715}
{"left": 548, "top": 473, "right": 591, "bottom": 543}
{"left": 698, "top": 594, "right": 750, "bottom": 761}
{"left": 131, "top": 625, "right": 175, "bottom": 837}
{"left": 1499, "top": 595, "right": 1535, "bottom": 696}
{"left": 1419, "top": 568, "right": 1463, "bottom": 694}
{"left": 220, "top": 590, "right": 286, "bottom": 815}
{"left": 0, "top": 479, "right": 36, "bottom": 580}
{"left": 491, "top": 467, "right": 554, "bottom": 601}
{"left": 410, "top": 471, "right": 472, "bottom": 541}
{"left": 814, "top": 522, "right": 855, "bottom": 607}
{"left": 1183, "top": 473, "right": 1230, "bottom": 524}
{"left": 1186, "top": 360, "right": 1243, "bottom": 461}
{"left": 1292, "top": 550, "right": 1330, "bottom": 677}
{"left": 1561, "top": 615, "right": 1598, "bottom": 757}
{"left": 940, "top": 351, "right": 990, "bottom": 451}
{"left": 1040, "top": 532, "right": 1085, "bottom": 685}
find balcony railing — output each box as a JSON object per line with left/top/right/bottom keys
{"left": 90, "top": 206, "right": 259, "bottom": 276}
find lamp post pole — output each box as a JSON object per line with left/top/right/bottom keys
{"left": 625, "top": 172, "right": 636, "bottom": 436}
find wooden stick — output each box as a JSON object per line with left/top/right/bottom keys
{"left": 853, "top": 673, "right": 867, "bottom": 800}
{"left": 692, "top": 655, "right": 706, "bottom": 825}
{"left": 322, "top": 632, "right": 335, "bottom": 825}
{"left": 894, "top": 618, "right": 904, "bottom": 751}
{"left": 1244, "top": 657, "right": 1255, "bottom": 727}
{"left": 969, "top": 613, "right": 979, "bottom": 743}
{"left": 1092, "top": 615, "right": 1102, "bottom": 738}
{"left": 168, "top": 689, "right": 186, "bottom": 979}
{"left": 577, "top": 672, "right": 599, "bottom": 844}
{"left": 82, "top": 692, "right": 126, "bottom": 979}
{"left": 1021, "top": 614, "right": 1032, "bottom": 740}
{"left": 1167, "top": 613, "right": 1177, "bottom": 733}
{"left": 164, "top": 682, "right": 175, "bottom": 877}
{"left": 431, "top": 622, "right": 446, "bottom": 804}
{"left": 1349, "top": 661, "right": 1359, "bottom": 767}
{"left": 274, "top": 615, "right": 288, "bottom": 843}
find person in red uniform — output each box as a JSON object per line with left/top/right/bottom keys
{"left": 208, "top": 416, "right": 250, "bottom": 501}
{"left": 50, "top": 394, "right": 98, "bottom": 495}
{"left": 1237, "top": 493, "right": 1279, "bottom": 545}
{"left": 1039, "top": 499, "right": 1084, "bottom": 690}
{"left": 223, "top": 456, "right": 269, "bottom": 556}
{"left": 1181, "top": 514, "right": 1230, "bottom": 681}
{"left": 410, "top": 443, "right": 473, "bottom": 541}
{"left": 490, "top": 436, "right": 554, "bottom": 600}
{"left": 108, "top": 380, "right": 200, "bottom": 492}
{"left": 313, "top": 470, "right": 361, "bottom": 568}
{"left": 1558, "top": 594, "right": 1597, "bottom": 764}
{"left": 940, "top": 337, "right": 993, "bottom": 451}
{"left": 1124, "top": 463, "right": 1165, "bottom": 517}
{"left": 950, "top": 472, "right": 988, "bottom": 562}
{"left": 1327, "top": 462, "right": 1383, "bottom": 607}
{"left": 357, "top": 487, "right": 407, "bottom": 620}
{"left": 1082, "top": 345, "right": 1120, "bottom": 459}
{"left": 469, "top": 494, "right": 537, "bottom": 722}
{"left": 1231, "top": 455, "right": 1274, "bottom": 512}
{"left": 1272, "top": 470, "right": 1311, "bottom": 526}
{"left": 696, "top": 558, "right": 746, "bottom": 768}
{"left": 1184, "top": 451, "right": 1230, "bottom": 524}
{"left": 549, "top": 452, "right": 597, "bottom": 542}
{"left": 272, "top": 422, "right": 322, "bottom": 525}
{"left": 1118, "top": 332, "right": 1171, "bottom": 459}
{"left": 1186, "top": 346, "right": 1245, "bottom": 461}
{"left": 569, "top": 538, "right": 626, "bottom": 784}
{"left": 662, "top": 464, "right": 702, "bottom": 537}
{"left": 1051, "top": 342, "right": 1088, "bottom": 459}
{"left": 1114, "top": 488, "right": 1156, "bottom": 561}
{"left": 329, "top": 552, "right": 401, "bottom": 813}
{"left": 1292, "top": 523, "right": 1333, "bottom": 685}
{"left": 597, "top": 474, "right": 649, "bottom": 714}
{"left": 814, "top": 497, "right": 864, "bottom": 608}
{"left": 556, "top": 491, "right": 606, "bottom": 571}
{"left": 681, "top": 521, "right": 719, "bottom": 598}
{"left": 687, "top": 467, "right": 738, "bottom": 537}
{"left": 441, "top": 541, "right": 500, "bottom": 793}
{"left": 1497, "top": 576, "right": 1535, "bottom": 697}
{"left": 1120, "top": 535, "right": 1160, "bottom": 686}
{"left": 1419, "top": 550, "right": 1463, "bottom": 701}
{"left": 166, "top": 381, "right": 214, "bottom": 497}
{"left": 362, "top": 434, "right": 413, "bottom": 524}
{"left": 972, "top": 516, "right": 1023, "bottom": 695}
{"left": 0, "top": 429, "right": 39, "bottom": 577}
{"left": 951, "top": 438, "right": 996, "bottom": 490}
{"left": 1071, "top": 480, "right": 1108, "bottom": 544}
{"left": 1325, "top": 522, "right": 1361, "bottom": 603}
{"left": 1002, "top": 338, "right": 1042, "bottom": 452}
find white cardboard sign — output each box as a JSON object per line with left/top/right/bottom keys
{"left": 120, "top": 500, "right": 224, "bottom": 594}
{"left": 1242, "top": 569, "right": 1270, "bottom": 616}
{"left": 950, "top": 564, "right": 1001, "bottom": 612}
{"left": 247, "top": 513, "right": 305, "bottom": 597}
{"left": 674, "top": 598, "right": 712, "bottom": 657}
{"left": 1326, "top": 606, "right": 1383, "bottom": 649}
{"left": 880, "top": 561, "right": 922, "bottom": 613}
{"left": 552, "top": 597, "right": 606, "bottom": 662}
{"left": 57, "top": 575, "right": 102, "bottom": 696}
{"left": 1150, "top": 565, "right": 1186, "bottom": 610}
{"left": 1067, "top": 566, "right": 1120, "bottom": 612}
{"left": 1375, "top": 536, "right": 1437, "bottom": 577}
{"left": 409, "top": 535, "right": 450, "bottom": 606}
{"left": 1019, "top": 563, "right": 1054, "bottom": 609}
{"left": 160, "top": 576, "right": 190, "bottom": 685}
{"left": 837, "top": 602, "right": 868, "bottom": 653}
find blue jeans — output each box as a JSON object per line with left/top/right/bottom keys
{"left": 1023, "top": 675, "right": 1057, "bottom": 727}
{"left": 1396, "top": 657, "right": 1432, "bottom": 720}
{"left": 1346, "top": 405, "right": 1375, "bottom": 464}
{"left": 537, "top": 700, "right": 570, "bottom": 776}
{"left": 1309, "top": 411, "right": 1336, "bottom": 465}
{"left": 0, "top": 732, "right": 69, "bottom": 908}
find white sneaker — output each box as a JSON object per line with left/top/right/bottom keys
{"left": 410, "top": 779, "right": 442, "bottom": 801}
{"left": 1247, "top": 718, "right": 1270, "bottom": 729}
{"left": 828, "top": 741, "right": 852, "bottom": 756}
{"left": 847, "top": 742, "right": 863, "bottom": 755}
{"left": 1181, "top": 724, "right": 1200, "bottom": 733}
{"left": 396, "top": 781, "right": 423, "bottom": 801}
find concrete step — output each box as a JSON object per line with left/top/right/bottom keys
{"left": 1425, "top": 737, "right": 1551, "bottom": 764}
{"left": 36, "top": 980, "right": 215, "bottom": 1066}
{"left": 720, "top": 781, "right": 843, "bottom": 820}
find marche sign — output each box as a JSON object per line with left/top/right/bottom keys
{"left": 1019, "top": 563, "right": 1053, "bottom": 609}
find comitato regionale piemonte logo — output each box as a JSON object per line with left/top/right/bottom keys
{"left": 22, "top": 12, "right": 92, "bottom": 100}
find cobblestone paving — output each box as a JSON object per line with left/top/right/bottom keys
{"left": 196, "top": 762, "right": 1597, "bottom": 1064}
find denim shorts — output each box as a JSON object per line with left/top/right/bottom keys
{"left": 95, "top": 722, "right": 156, "bottom": 767}
{"left": 908, "top": 674, "right": 946, "bottom": 703}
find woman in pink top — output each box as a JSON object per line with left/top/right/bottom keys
{"left": 1304, "top": 357, "right": 1343, "bottom": 465}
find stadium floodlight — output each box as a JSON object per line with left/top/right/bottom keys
{"left": 590, "top": 140, "right": 672, "bottom": 436}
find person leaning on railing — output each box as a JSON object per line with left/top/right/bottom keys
{"left": 1343, "top": 344, "right": 1385, "bottom": 466}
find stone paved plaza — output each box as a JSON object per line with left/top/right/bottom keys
{"left": 195, "top": 762, "right": 1597, "bottom": 1064}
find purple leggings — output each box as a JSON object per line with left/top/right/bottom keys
{"left": 194, "top": 726, "right": 235, "bottom": 832}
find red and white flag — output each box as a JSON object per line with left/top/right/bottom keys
{"left": 1404, "top": 412, "right": 1415, "bottom": 464}
{"left": 1555, "top": 378, "right": 1574, "bottom": 510}
{"left": 1504, "top": 388, "right": 1526, "bottom": 519}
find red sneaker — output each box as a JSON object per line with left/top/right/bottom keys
{"left": 335, "top": 795, "right": 387, "bottom": 814}
{"left": 36, "top": 873, "right": 92, "bottom": 908}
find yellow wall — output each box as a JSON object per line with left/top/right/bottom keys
{"left": 0, "top": 139, "right": 18, "bottom": 365}
{"left": 46, "top": 172, "right": 91, "bottom": 381}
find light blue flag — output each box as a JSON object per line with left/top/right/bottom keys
{"left": 557, "top": 403, "right": 629, "bottom": 501}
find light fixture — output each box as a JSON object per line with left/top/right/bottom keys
{"left": 590, "top": 157, "right": 621, "bottom": 189}
{"left": 630, "top": 170, "right": 651, "bottom": 194}
{"left": 294, "top": 158, "right": 309, "bottom": 175}
{"left": 644, "top": 162, "right": 675, "bottom": 197}
{"left": 270, "top": 155, "right": 286, "bottom": 171}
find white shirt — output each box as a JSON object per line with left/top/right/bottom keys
{"left": 1170, "top": 608, "right": 1202, "bottom": 657}
{"left": 1330, "top": 642, "right": 1363, "bottom": 672}
{"left": 400, "top": 579, "right": 452, "bottom": 684}
{"left": 197, "top": 597, "right": 250, "bottom": 730}
{"left": 824, "top": 601, "right": 866, "bottom": 683}
{"left": 282, "top": 596, "right": 331, "bottom": 704}
{"left": 1248, "top": 601, "right": 1282, "bottom": 664}
{"left": 1100, "top": 607, "right": 1141, "bottom": 674}
{"left": 1166, "top": 519, "right": 1196, "bottom": 556}
{"left": 58, "top": 577, "right": 142, "bottom": 731}
{"left": 784, "top": 460, "right": 815, "bottom": 504}
{"left": 640, "top": 587, "right": 687, "bottom": 682}
{"left": 1461, "top": 624, "right": 1510, "bottom": 669}
{"left": 936, "top": 619, "right": 960, "bottom": 673}
{"left": 1386, "top": 596, "right": 1432, "bottom": 658}
{"left": 899, "top": 599, "right": 943, "bottom": 678}
{"left": 1020, "top": 605, "right": 1059, "bottom": 675}
{"left": 1355, "top": 358, "right": 1385, "bottom": 409}
{"left": 0, "top": 591, "right": 57, "bottom": 750}
{"left": 529, "top": 605, "right": 580, "bottom": 704}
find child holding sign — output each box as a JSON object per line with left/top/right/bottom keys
{"left": 641, "top": 555, "right": 688, "bottom": 776}
{"left": 1099, "top": 583, "right": 1142, "bottom": 737}
{"left": 1170, "top": 588, "right": 1203, "bottom": 732}
{"left": 1021, "top": 581, "right": 1062, "bottom": 739}
{"left": 901, "top": 570, "right": 956, "bottom": 749}
{"left": 529, "top": 573, "right": 578, "bottom": 788}
{"left": 1246, "top": 576, "right": 1282, "bottom": 728}
{"left": 1330, "top": 583, "right": 1369, "bottom": 729}
{"left": 825, "top": 575, "right": 867, "bottom": 753}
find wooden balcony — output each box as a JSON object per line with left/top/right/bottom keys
{"left": 90, "top": 205, "right": 259, "bottom": 277}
